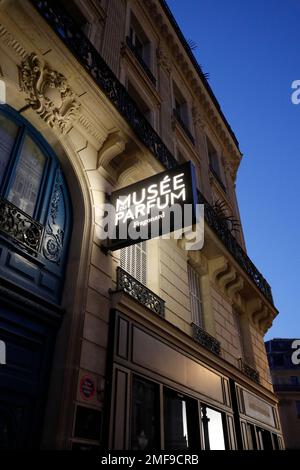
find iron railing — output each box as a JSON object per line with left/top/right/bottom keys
{"left": 239, "top": 358, "right": 260, "bottom": 384}
{"left": 0, "top": 197, "right": 44, "bottom": 255}
{"left": 192, "top": 323, "right": 221, "bottom": 355}
{"left": 31, "top": 0, "right": 274, "bottom": 306}
{"left": 117, "top": 267, "right": 165, "bottom": 317}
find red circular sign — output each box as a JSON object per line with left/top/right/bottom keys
{"left": 80, "top": 375, "right": 96, "bottom": 400}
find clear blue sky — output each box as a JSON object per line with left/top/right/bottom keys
{"left": 166, "top": 0, "right": 300, "bottom": 340}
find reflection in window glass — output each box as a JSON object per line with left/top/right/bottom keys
{"left": 7, "top": 135, "right": 46, "bottom": 216}
{"left": 202, "top": 406, "right": 225, "bottom": 450}
{"left": 164, "top": 390, "right": 200, "bottom": 450}
{"left": 131, "top": 376, "right": 159, "bottom": 450}
{"left": 246, "top": 423, "right": 258, "bottom": 450}
{"left": 0, "top": 115, "right": 18, "bottom": 187}
{"left": 164, "top": 392, "right": 188, "bottom": 449}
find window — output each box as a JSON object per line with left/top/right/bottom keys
{"left": 7, "top": 135, "right": 46, "bottom": 217}
{"left": 272, "top": 433, "right": 280, "bottom": 450}
{"left": 272, "top": 354, "right": 285, "bottom": 367}
{"left": 131, "top": 376, "right": 160, "bottom": 450}
{"left": 187, "top": 263, "right": 203, "bottom": 328}
{"left": 201, "top": 405, "right": 226, "bottom": 450}
{"left": 173, "top": 83, "right": 189, "bottom": 129}
{"left": 164, "top": 389, "right": 199, "bottom": 450}
{"left": 127, "top": 82, "right": 152, "bottom": 123}
{"left": 129, "top": 14, "right": 151, "bottom": 68}
{"left": 120, "top": 242, "right": 147, "bottom": 285}
{"left": 207, "top": 137, "right": 226, "bottom": 191}
{"left": 246, "top": 423, "right": 258, "bottom": 450}
{"left": 207, "top": 138, "right": 220, "bottom": 176}
{"left": 290, "top": 376, "right": 299, "bottom": 385}
{"left": 0, "top": 109, "right": 49, "bottom": 219}
{"left": 60, "top": 0, "right": 90, "bottom": 36}
{"left": 258, "top": 428, "right": 273, "bottom": 450}
{"left": 0, "top": 105, "right": 72, "bottom": 303}
{"left": 0, "top": 114, "right": 18, "bottom": 187}
{"left": 296, "top": 401, "right": 300, "bottom": 418}
{"left": 233, "top": 310, "right": 245, "bottom": 359}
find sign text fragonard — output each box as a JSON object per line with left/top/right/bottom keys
{"left": 106, "top": 161, "right": 199, "bottom": 250}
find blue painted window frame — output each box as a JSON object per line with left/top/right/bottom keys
{"left": 0, "top": 104, "right": 73, "bottom": 298}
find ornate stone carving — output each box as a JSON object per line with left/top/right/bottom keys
{"left": 32, "top": 0, "right": 275, "bottom": 308}
{"left": 43, "top": 169, "right": 64, "bottom": 264}
{"left": 19, "top": 52, "right": 80, "bottom": 133}
{"left": 156, "top": 47, "right": 171, "bottom": 74}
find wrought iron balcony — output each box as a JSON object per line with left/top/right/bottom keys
{"left": 209, "top": 165, "right": 227, "bottom": 193}
{"left": 125, "top": 36, "right": 156, "bottom": 86}
{"left": 173, "top": 109, "right": 195, "bottom": 145}
{"left": 116, "top": 267, "right": 165, "bottom": 318}
{"left": 31, "top": 0, "right": 274, "bottom": 307}
{"left": 239, "top": 358, "right": 260, "bottom": 384}
{"left": 192, "top": 323, "right": 221, "bottom": 355}
{"left": 0, "top": 196, "right": 44, "bottom": 255}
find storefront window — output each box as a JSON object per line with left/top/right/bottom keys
{"left": 131, "top": 376, "right": 159, "bottom": 450}
{"left": 246, "top": 423, "right": 258, "bottom": 450}
{"left": 259, "top": 428, "right": 273, "bottom": 450}
{"left": 164, "top": 389, "right": 199, "bottom": 450}
{"left": 272, "top": 433, "right": 280, "bottom": 450}
{"left": 201, "top": 406, "right": 226, "bottom": 450}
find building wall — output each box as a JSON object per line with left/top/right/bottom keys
{"left": 0, "top": 0, "right": 280, "bottom": 449}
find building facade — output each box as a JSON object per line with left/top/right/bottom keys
{"left": 266, "top": 339, "right": 300, "bottom": 449}
{"left": 0, "top": 0, "right": 283, "bottom": 450}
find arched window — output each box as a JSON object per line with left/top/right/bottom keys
{"left": 0, "top": 105, "right": 72, "bottom": 303}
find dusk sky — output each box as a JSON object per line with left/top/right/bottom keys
{"left": 166, "top": 0, "right": 300, "bottom": 339}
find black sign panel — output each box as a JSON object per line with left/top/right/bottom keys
{"left": 106, "top": 161, "right": 197, "bottom": 251}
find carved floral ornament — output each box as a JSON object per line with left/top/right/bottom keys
{"left": 19, "top": 52, "right": 80, "bottom": 134}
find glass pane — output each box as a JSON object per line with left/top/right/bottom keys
{"left": 164, "top": 390, "right": 200, "bottom": 450}
{"left": 131, "top": 376, "right": 159, "bottom": 450}
{"left": 0, "top": 114, "right": 18, "bottom": 187}
{"left": 204, "top": 407, "right": 225, "bottom": 450}
{"left": 7, "top": 135, "right": 46, "bottom": 216}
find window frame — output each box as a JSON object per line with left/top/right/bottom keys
{"left": 0, "top": 104, "right": 73, "bottom": 289}
{"left": 0, "top": 105, "right": 55, "bottom": 223}
{"left": 187, "top": 262, "right": 203, "bottom": 328}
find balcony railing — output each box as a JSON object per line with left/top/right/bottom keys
{"left": 0, "top": 197, "right": 44, "bottom": 255}
{"left": 125, "top": 36, "right": 156, "bottom": 86}
{"left": 239, "top": 358, "right": 260, "bottom": 384}
{"left": 31, "top": 0, "right": 274, "bottom": 307}
{"left": 116, "top": 267, "right": 165, "bottom": 317}
{"left": 173, "top": 109, "right": 195, "bottom": 145}
{"left": 192, "top": 323, "right": 221, "bottom": 355}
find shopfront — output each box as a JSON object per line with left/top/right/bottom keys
{"left": 105, "top": 308, "right": 283, "bottom": 451}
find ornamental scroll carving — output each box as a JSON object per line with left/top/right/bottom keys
{"left": 43, "top": 169, "right": 65, "bottom": 265}
{"left": 19, "top": 52, "right": 80, "bottom": 133}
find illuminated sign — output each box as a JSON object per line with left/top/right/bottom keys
{"left": 106, "top": 161, "right": 198, "bottom": 251}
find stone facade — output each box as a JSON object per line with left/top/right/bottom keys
{"left": 0, "top": 0, "right": 283, "bottom": 450}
